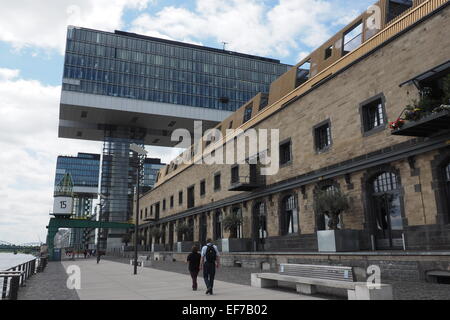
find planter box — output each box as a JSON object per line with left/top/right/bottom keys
{"left": 317, "top": 230, "right": 360, "bottom": 252}
{"left": 221, "top": 238, "right": 252, "bottom": 252}
{"left": 151, "top": 243, "right": 165, "bottom": 252}
{"left": 176, "top": 241, "right": 194, "bottom": 253}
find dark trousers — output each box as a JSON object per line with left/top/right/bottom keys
{"left": 190, "top": 270, "right": 199, "bottom": 289}
{"left": 203, "top": 262, "right": 216, "bottom": 290}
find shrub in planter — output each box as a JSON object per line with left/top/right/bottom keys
{"left": 176, "top": 222, "right": 193, "bottom": 241}
{"left": 313, "top": 189, "right": 350, "bottom": 230}
{"left": 150, "top": 227, "right": 162, "bottom": 243}
{"left": 222, "top": 213, "right": 243, "bottom": 238}
{"left": 121, "top": 233, "right": 132, "bottom": 246}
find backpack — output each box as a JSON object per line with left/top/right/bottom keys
{"left": 205, "top": 244, "right": 216, "bottom": 263}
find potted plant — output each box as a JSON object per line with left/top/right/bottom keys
{"left": 121, "top": 233, "right": 131, "bottom": 247}
{"left": 221, "top": 211, "right": 251, "bottom": 252}
{"left": 313, "top": 189, "right": 359, "bottom": 252}
{"left": 389, "top": 118, "right": 405, "bottom": 130}
{"left": 175, "top": 223, "right": 194, "bottom": 252}
{"left": 150, "top": 227, "right": 164, "bottom": 252}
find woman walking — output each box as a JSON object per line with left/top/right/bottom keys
{"left": 186, "top": 246, "right": 201, "bottom": 291}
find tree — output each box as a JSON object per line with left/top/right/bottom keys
{"left": 121, "top": 233, "right": 131, "bottom": 246}
{"left": 150, "top": 227, "right": 162, "bottom": 243}
{"left": 176, "top": 222, "right": 192, "bottom": 241}
{"left": 222, "top": 212, "right": 243, "bottom": 238}
{"left": 313, "top": 189, "right": 350, "bottom": 230}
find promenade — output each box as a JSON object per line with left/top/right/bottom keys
{"left": 19, "top": 259, "right": 323, "bottom": 300}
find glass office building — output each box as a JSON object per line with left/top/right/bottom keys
{"left": 54, "top": 153, "right": 101, "bottom": 190}
{"left": 62, "top": 27, "right": 291, "bottom": 112}
{"left": 143, "top": 158, "right": 165, "bottom": 192}
{"left": 59, "top": 27, "right": 291, "bottom": 251}
{"left": 54, "top": 152, "right": 100, "bottom": 249}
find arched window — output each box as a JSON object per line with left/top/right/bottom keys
{"left": 281, "top": 195, "right": 299, "bottom": 235}
{"left": 253, "top": 202, "right": 267, "bottom": 241}
{"left": 214, "top": 210, "right": 223, "bottom": 240}
{"left": 370, "top": 171, "right": 404, "bottom": 249}
{"left": 232, "top": 207, "right": 243, "bottom": 239}
{"left": 445, "top": 163, "right": 450, "bottom": 215}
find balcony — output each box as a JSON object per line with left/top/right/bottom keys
{"left": 228, "top": 175, "right": 266, "bottom": 192}
{"left": 391, "top": 108, "right": 450, "bottom": 137}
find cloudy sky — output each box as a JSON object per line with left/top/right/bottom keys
{"left": 0, "top": 0, "right": 375, "bottom": 244}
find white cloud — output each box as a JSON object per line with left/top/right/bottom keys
{"left": 0, "top": 0, "right": 151, "bottom": 54}
{"left": 0, "top": 69, "right": 183, "bottom": 244}
{"left": 0, "top": 68, "right": 20, "bottom": 81}
{"left": 131, "top": 0, "right": 364, "bottom": 61}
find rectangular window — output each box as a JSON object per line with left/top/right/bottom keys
{"left": 231, "top": 166, "right": 239, "bottom": 184}
{"left": 296, "top": 61, "right": 310, "bottom": 87}
{"left": 324, "top": 45, "right": 333, "bottom": 60}
{"left": 200, "top": 180, "right": 206, "bottom": 196}
{"left": 214, "top": 173, "right": 221, "bottom": 191}
{"left": 343, "top": 22, "right": 363, "bottom": 55}
{"left": 170, "top": 196, "right": 174, "bottom": 208}
{"left": 361, "top": 97, "right": 385, "bottom": 133}
{"left": 243, "top": 104, "right": 253, "bottom": 123}
{"left": 163, "top": 199, "right": 166, "bottom": 211}
{"left": 179, "top": 191, "right": 183, "bottom": 205}
{"left": 280, "top": 140, "right": 292, "bottom": 165}
{"left": 187, "top": 186, "right": 195, "bottom": 209}
{"left": 314, "top": 121, "right": 332, "bottom": 152}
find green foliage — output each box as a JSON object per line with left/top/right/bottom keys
{"left": 222, "top": 212, "right": 243, "bottom": 237}
{"left": 150, "top": 227, "right": 162, "bottom": 239}
{"left": 121, "top": 233, "right": 131, "bottom": 244}
{"left": 176, "top": 223, "right": 192, "bottom": 240}
{"left": 441, "top": 74, "right": 450, "bottom": 105}
{"left": 313, "top": 189, "right": 350, "bottom": 230}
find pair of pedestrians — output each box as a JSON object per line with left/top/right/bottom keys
{"left": 187, "top": 238, "right": 220, "bottom": 295}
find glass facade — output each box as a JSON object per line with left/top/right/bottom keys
{"left": 54, "top": 153, "right": 100, "bottom": 189}
{"left": 62, "top": 27, "right": 291, "bottom": 111}
{"left": 143, "top": 160, "right": 165, "bottom": 189}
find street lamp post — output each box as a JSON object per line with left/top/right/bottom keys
{"left": 130, "top": 143, "right": 147, "bottom": 275}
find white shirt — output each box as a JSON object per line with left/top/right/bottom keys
{"left": 201, "top": 243, "right": 220, "bottom": 262}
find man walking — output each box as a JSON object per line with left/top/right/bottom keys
{"left": 200, "top": 239, "right": 220, "bottom": 295}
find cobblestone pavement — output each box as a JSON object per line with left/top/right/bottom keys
{"left": 104, "top": 256, "right": 450, "bottom": 300}
{"left": 18, "top": 260, "right": 79, "bottom": 300}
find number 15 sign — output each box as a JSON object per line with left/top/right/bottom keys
{"left": 53, "top": 197, "right": 73, "bottom": 215}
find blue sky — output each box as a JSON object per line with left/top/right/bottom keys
{"left": 0, "top": 0, "right": 375, "bottom": 244}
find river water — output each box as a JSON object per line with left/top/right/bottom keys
{"left": 0, "top": 253, "right": 36, "bottom": 271}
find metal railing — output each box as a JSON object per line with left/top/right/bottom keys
{"left": 0, "top": 257, "right": 47, "bottom": 300}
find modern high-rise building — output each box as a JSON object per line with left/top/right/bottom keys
{"left": 142, "top": 158, "right": 166, "bottom": 193}
{"left": 54, "top": 152, "right": 100, "bottom": 249}
{"left": 58, "top": 27, "right": 291, "bottom": 250}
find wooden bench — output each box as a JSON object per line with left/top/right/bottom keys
{"left": 251, "top": 263, "right": 393, "bottom": 300}
{"left": 129, "top": 256, "right": 151, "bottom": 268}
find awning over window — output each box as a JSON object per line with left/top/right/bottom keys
{"left": 399, "top": 60, "right": 450, "bottom": 87}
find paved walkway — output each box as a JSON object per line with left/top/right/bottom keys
{"left": 58, "top": 259, "right": 323, "bottom": 300}
{"left": 18, "top": 261, "right": 79, "bottom": 300}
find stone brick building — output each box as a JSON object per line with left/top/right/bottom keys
{"left": 136, "top": 0, "right": 450, "bottom": 255}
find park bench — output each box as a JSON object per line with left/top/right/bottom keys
{"left": 251, "top": 263, "right": 393, "bottom": 300}
{"left": 129, "top": 255, "right": 151, "bottom": 268}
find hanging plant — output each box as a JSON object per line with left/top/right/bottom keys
{"left": 389, "top": 118, "right": 405, "bottom": 130}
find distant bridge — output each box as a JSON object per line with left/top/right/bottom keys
{"left": 0, "top": 240, "right": 42, "bottom": 251}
